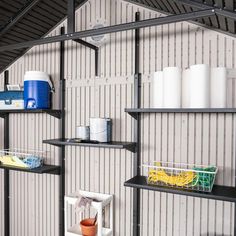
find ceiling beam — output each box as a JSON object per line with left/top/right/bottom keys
{"left": 0, "top": 0, "right": 41, "bottom": 37}
{"left": 0, "top": 9, "right": 215, "bottom": 52}
{"left": 170, "top": 0, "right": 236, "bottom": 20}
{"left": 163, "top": 0, "right": 214, "bottom": 10}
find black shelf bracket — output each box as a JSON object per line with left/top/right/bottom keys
{"left": 0, "top": 113, "right": 7, "bottom": 119}
{"left": 45, "top": 110, "right": 62, "bottom": 119}
{"left": 125, "top": 144, "right": 137, "bottom": 153}
{"left": 128, "top": 111, "right": 138, "bottom": 119}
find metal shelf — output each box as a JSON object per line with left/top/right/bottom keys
{"left": 43, "top": 138, "right": 136, "bottom": 153}
{"left": 0, "top": 164, "right": 60, "bottom": 175}
{"left": 124, "top": 176, "right": 236, "bottom": 203}
{"left": 125, "top": 108, "right": 236, "bottom": 119}
{"left": 0, "top": 109, "right": 62, "bottom": 119}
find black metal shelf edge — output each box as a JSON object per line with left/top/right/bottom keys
{"left": 124, "top": 176, "right": 236, "bottom": 202}
{"left": 43, "top": 138, "right": 136, "bottom": 153}
{"left": 0, "top": 109, "right": 62, "bottom": 119}
{"left": 0, "top": 164, "right": 60, "bottom": 175}
{"left": 125, "top": 108, "right": 236, "bottom": 118}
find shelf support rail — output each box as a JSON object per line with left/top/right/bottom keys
{"left": 59, "top": 26, "right": 66, "bottom": 236}
{"left": 133, "top": 12, "right": 141, "bottom": 236}
{"left": 4, "top": 70, "right": 10, "bottom": 236}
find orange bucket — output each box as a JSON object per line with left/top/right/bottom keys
{"left": 80, "top": 218, "right": 97, "bottom": 236}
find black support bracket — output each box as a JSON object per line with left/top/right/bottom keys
{"left": 45, "top": 110, "right": 62, "bottom": 119}
{"left": 67, "top": 0, "right": 99, "bottom": 76}
{"left": 73, "top": 39, "right": 99, "bottom": 76}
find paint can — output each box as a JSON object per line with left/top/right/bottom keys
{"left": 90, "top": 118, "right": 112, "bottom": 143}
{"left": 76, "top": 126, "right": 90, "bottom": 140}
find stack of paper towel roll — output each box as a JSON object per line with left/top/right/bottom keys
{"left": 152, "top": 67, "right": 181, "bottom": 108}
{"left": 152, "top": 65, "right": 227, "bottom": 108}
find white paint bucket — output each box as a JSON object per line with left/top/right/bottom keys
{"left": 76, "top": 126, "right": 90, "bottom": 140}
{"left": 90, "top": 118, "right": 112, "bottom": 143}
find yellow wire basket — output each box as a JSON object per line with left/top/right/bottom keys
{"left": 143, "top": 161, "right": 218, "bottom": 192}
{"left": 0, "top": 149, "right": 46, "bottom": 169}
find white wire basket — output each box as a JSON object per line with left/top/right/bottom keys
{"left": 0, "top": 149, "right": 45, "bottom": 169}
{"left": 143, "top": 161, "right": 218, "bottom": 192}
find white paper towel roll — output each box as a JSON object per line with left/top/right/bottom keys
{"left": 152, "top": 71, "right": 163, "bottom": 108}
{"left": 210, "top": 67, "right": 227, "bottom": 108}
{"left": 163, "top": 67, "right": 181, "bottom": 108}
{"left": 182, "top": 69, "right": 191, "bottom": 108}
{"left": 189, "top": 64, "right": 210, "bottom": 108}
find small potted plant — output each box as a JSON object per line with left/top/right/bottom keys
{"left": 80, "top": 214, "right": 97, "bottom": 236}
{"left": 75, "top": 195, "right": 98, "bottom": 236}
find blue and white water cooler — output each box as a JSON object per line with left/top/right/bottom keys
{"left": 24, "top": 71, "right": 53, "bottom": 109}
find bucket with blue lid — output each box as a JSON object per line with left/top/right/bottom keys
{"left": 24, "top": 71, "right": 53, "bottom": 109}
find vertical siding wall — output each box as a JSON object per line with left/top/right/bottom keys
{"left": 0, "top": 0, "right": 236, "bottom": 235}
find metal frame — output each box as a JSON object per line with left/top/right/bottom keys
{"left": 0, "top": 9, "right": 215, "bottom": 52}
{"left": 0, "top": 0, "right": 41, "bottom": 37}
{"left": 1, "top": 1, "right": 235, "bottom": 235}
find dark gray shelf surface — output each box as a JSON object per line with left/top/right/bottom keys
{"left": 43, "top": 138, "right": 136, "bottom": 152}
{"left": 125, "top": 108, "right": 236, "bottom": 118}
{"left": 0, "top": 164, "right": 60, "bottom": 175}
{"left": 0, "top": 109, "right": 62, "bottom": 118}
{"left": 124, "top": 176, "right": 236, "bottom": 202}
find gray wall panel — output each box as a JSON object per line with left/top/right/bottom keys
{"left": 0, "top": 0, "right": 236, "bottom": 235}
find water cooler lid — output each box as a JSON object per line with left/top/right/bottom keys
{"left": 24, "top": 71, "right": 52, "bottom": 89}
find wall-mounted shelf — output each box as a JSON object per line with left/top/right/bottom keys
{"left": 125, "top": 108, "right": 236, "bottom": 119}
{"left": 43, "top": 138, "right": 136, "bottom": 153}
{"left": 2, "top": 30, "right": 66, "bottom": 236}
{"left": 124, "top": 176, "right": 236, "bottom": 203}
{"left": 0, "top": 164, "right": 60, "bottom": 175}
{"left": 0, "top": 109, "right": 62, "bottom": 119}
